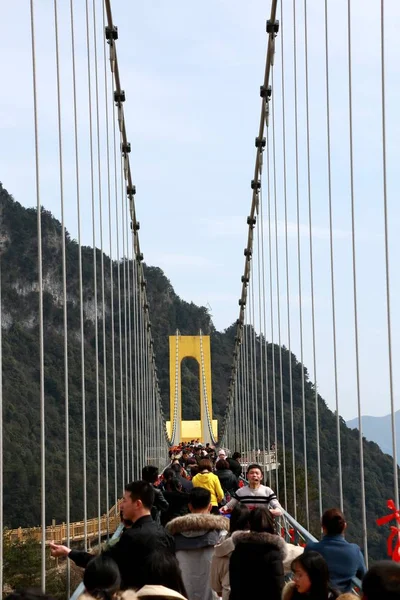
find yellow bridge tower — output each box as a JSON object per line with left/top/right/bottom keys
{"left": 166, "top": 330, "right": 218, "bottom": 445}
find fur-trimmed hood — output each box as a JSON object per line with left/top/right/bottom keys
{"left": 166, "top": 513, "right": 230, "bottom": 536}
{"left": 233, "top": 531, "right": 287, "bottom": 560}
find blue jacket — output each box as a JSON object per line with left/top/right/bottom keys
{"left": 305, "top": 535, "right": 366, "bottom": 592}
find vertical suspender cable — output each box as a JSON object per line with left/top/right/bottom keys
{"left": 29, "top": 1, "right": 46, "bottom": 589}
{"left": 347, "top": 0, "right": 368, "bottom": 562}
{"left": 304, "top": 0, "right": 322, "bottom": 519}
{"left": 69, "top": 0, "right": 88, "bottom": 548}
{"left": 84, "top": 0, "right": 101, "bottom": 546}
{"left": 270, "top": 73, "right": 279, "bottom": 498}
{"left": 324, "top": 0, "right": 343, "bottom": 511}
{"left": 133, "top": 247, "right": 139, "bottom": 479}
{"left": 105, "top": 6, "right": 118, "bottom": 514}
{"left": 0, "top": 261, "right": 2, "bottom": 597}
{"left": 248, "top": 278, "right": 256, "bottom": 461}
{"left": 93, "top": 0, "right": 110, "bottom": 536}
{"left": 250, "top": 260, "right": 260, "bottom": 456}
{"left": 263, "top": 131, "right": 272, "bottom": 481}
{"left": 124, "top": 200, "right": 134, "bottom": 479}
{"left": 267, "top": 124, "right": 276, "bottom": 492}
{"left": 93, "top": 0, "right": 109, "bottom": 534}
{"left": 256, "top": 214, "right": 266, "bottom": 461}
{"left": 271, "top": 69, "right": 287, "bottom": 509}
{"left": 114, "top": 105, "right": 125, "bottom": 493}
{"left": 279, "top": 0, "right": 297, "bottom": 519}
{"left": 380, "top": 0, "right": 399, "bottom": 511}
{"left": 292, "top": 0, "right": 309, "bottom": 529}
{"left": 54, "top": 0, "right": 70, "bottom": 590}
{"left": 121, "top": 165, "right": 130, "bottom": 481}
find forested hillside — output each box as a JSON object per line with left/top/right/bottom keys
{"left": 0, "top": 182, "right": 396, "bottom": 560}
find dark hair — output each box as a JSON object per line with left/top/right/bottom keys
{"left": 198, "top": 458, "right": 213, "bottom": 471}
{"left": 189, "top": 487, "right": 211, "bottom": 509}
{"left": 163, "top": 468, "right": 182, "bottom": 492}
{"left": 143, "top": 549, "right": 187, "bottom": 597}
{"left": 229, "top": 504, "right": 251, "bottom": 534}
{"left": 190, "top": 464, "right": 199, "bottom": 476}
{"left": 83, "top": 555, "right": 121, "bottom": 599}
{"left": 291, "top": 552, "right": 332, "bottom": 600}
{"left": 362, "top": 561, "right": 400, "bottom": 600}
{"left": 232, "top": 452, "right": 241, "bottom": 460}
{"left": 125, "top": 480, "right": 155, "bottom": 509}
{"left": 5, "top": 592, "right": 56, "bottom": 600}
{"left": 216, "top": 459, "right": 230, "bottom": 470}
{"left": 321, "top": 508, "right": 346, "bottom": 535}
{"left": 249, "top": 507, "right": 276, "bottom": 534}
{"left": 246, "top": 463, "right": 263, "bottom": 475}
{"left": 171, "top": 462, "right": 181, "bottom": 473}
{"left": 142, "top": 465, "right": 159, "bottom": 484}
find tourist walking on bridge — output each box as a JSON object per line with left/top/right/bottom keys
{"left": 222, "top": 463, "right": 282, "bottom": 515}
{"left": 49, "top": 481, "right": 174, "bottom": 590}
{"left": 166, "top": 487, "right": 229, "bottom": 600}
{"left": 304, "top": 508, "right": 366, "bottom": 593}
{"left": 191, "top": 458, "right": 224, "bottom": 514}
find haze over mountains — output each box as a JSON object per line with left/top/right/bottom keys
{"left": 346, "top": 411, "right": 400, "bottom": 464}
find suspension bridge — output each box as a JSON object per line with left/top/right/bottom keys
{"left": 0, "top": 0, "right": 399, "bottom": 596}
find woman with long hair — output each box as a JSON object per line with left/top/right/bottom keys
{"left": 283, "top": 552, "right": 341, "bottom": 600}
{"left": 211, "top": 504, "right": 251, "bottom": 600}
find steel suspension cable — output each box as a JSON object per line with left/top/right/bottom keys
{"left": 29, "top": 0, "right": 46, "bottom": 588}
{"left": 263, "top": 135, "right": 272, "bottom": 481}
{"left": 324, "top": 0, "right": 343, "bottom": 511}
{"left": 120, "top": 159, "right": 130, "bottom": 482}
{"left": 0, "top": 262, "right": 3, "bottom": 597}
{"left": 84, "top": 0, "right": 101, "bottom": 545}
{"left": 347, "top": 0, "right": 368, "bottom": 562}
{"left": 104, "top": 2, "right": 118, "bottom": 514}
{"left": 279, "top": 0, "right": 297, "bottom": 519}
{"left": 125, "top": 193, "right": 134, "bottom": 480}
{"left": 292, "top": 0, "right": 309, "bottom": 529}
{"left": 53, "top": 0, "right": 70, "bottom": 590}
{"left": 250, "top": 260, "right": 260, "bottom": 457}
{"left": 69, "top": 0, "right": 88, "bottom": 549}
{"left": 92, "top": 0, "right": 109, "bottom": 535}
{"left": 270, "top": 74, "right": 279, "bottom": 498}
{"left": 255, "top": 209, "right": 266, "bottom": 463}
{"left": 380, "top": 0, "right": 399, "bottom": 511}
{"left": 304, "top": 0, "right": 322, "bottom": 519}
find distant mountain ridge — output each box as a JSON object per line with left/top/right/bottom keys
{"left": 346, "top": 411, "right": 400, "bottom": 464}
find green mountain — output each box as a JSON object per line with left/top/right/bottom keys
{"left": 347, "top": 412, "right": 400, "bottom": 464}
{"left": 0, "top": 182, "right": 396, "bottom": 561}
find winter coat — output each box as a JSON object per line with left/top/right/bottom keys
{"left": 226, "top": 457, "right": 242, "bottom": 479}
{"left": 211, "top": 532, "right": 304, "bottom": 600}
{"left": 152, "top": 487, "right": 169, "bottom": 522}
{"left": 191, "top": 472, "right": 224, "bottom": 507}
{"left": 305, "top": 535, "right": 366, "bottom": 592}
{"left": 229, "top": 531, "right": 285, "bottom": 600}
{"left": 137, "top": 585, "right": 187, "bottom": 599}
{"left": 166, "top": 513, "right": 230, "bottom": 600}
{"left": 282, "top": 581, "right": 343, "bottom": 600}
{"left": 160, "top": 490, "right": 190, "bottom": 526}
{"left": 216, "top": 468, "right": 239, "bottom": 495}
{"left": 69, "top": 515, "right": 174, "bottom": 590}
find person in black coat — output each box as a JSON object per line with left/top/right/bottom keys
{"left": 215, "top": 459, "right": 239, "bottom": 497}
{"left": 227, "top": 452, "right": 242, "bottom": 479}
{"left": 229, "top": 506, "right": 285, "bottom": 600}
{"left": 142, "top": 465, "right": 169, "bottom": 523}
{"left": 49, "top": 481, "right": 174, "bottom": 590}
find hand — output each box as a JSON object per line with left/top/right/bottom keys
{"left": 49, "top": 541, "right": 71, "bottom": 558}
{"left": 269, "top": 508, "right": 282, "bottom": 517}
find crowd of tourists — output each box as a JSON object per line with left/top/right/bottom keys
{"left": 13, "top": 444, "right": 398, "bottom": 600}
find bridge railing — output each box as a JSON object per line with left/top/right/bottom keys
{"left": 5, "top": 502, "right": 121, "bottom": 545}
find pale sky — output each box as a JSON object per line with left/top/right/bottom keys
{"left": 1, "top": 0, "right": 400, "bottom": 421}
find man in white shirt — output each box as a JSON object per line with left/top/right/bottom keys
{"left": 221, "top": 463, "right": 282, "bottom": 516}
